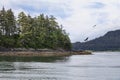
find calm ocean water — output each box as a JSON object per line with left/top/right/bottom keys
{"left": 0, "top": 52, "right": 120, "bottom": 80}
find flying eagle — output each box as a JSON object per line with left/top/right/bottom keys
{"left": 84, "top": 37, "right": 89, "bottom": 41}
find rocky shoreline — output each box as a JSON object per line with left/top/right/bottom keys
{"left": 0, "top": 49, "right": 92, "bottom": 57}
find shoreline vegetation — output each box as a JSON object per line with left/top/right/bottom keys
{"left": 0, "top": 48, "right": 92, "bottom": 57}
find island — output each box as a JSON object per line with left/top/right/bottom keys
{"left": 0, "top": 7, "right": 91, "bottom": 57}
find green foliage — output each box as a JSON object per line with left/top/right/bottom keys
{"left": 0, "top": 8, "right": 71, "bottom": 50}
{"left": 0, "top": 7, "right": 18, "bottom": 48}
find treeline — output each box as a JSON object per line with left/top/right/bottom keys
{"left": 0, "top": 7, "right": 71, "bottom": 50}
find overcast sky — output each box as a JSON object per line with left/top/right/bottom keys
{"left": 0, "top": 0, "right": 120, "bottom": 42}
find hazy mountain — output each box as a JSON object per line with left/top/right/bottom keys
{"left": 72, "top": 29, "right": 120, "bottom": 51}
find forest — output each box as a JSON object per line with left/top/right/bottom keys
{"left": 0, "top": 7, "right": 71, "bottom": 50}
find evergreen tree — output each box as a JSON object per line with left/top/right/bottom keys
{"left": 0, "top": 8, "right": 17, "bottom": 48}
{"left": 0, "top": 7, "right": 6, "bottom": 35}
{"left": 6, "top": 9, "right": 16, "bottom": 36}
{"left": 0, "top": 8, "right": 72, "bottom": 50}
{"left": 18, "top": 12, "right": 29, "bottom": 34}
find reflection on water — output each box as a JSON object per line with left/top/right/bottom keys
{"left": 0, "top": 56, "right": 69, "bottom": 62}
{"left": 0, "top": 52, "right": 120, "bottom": 80}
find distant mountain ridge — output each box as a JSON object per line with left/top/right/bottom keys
{"left": 72, "top": 29, "right": 120, "bottom": 51}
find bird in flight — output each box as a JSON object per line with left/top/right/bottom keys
{"left": 84, "top": 25, "right": 96, "bottom": 42}
{"left": 93, "top": 25, "right": 96, "bottom": 27}
{"left": 84, "top": 37, "right": 89, "bottom": 41}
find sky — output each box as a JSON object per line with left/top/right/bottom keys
{"left": 0, "top": 0, "right": 120, "bottom": 42}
